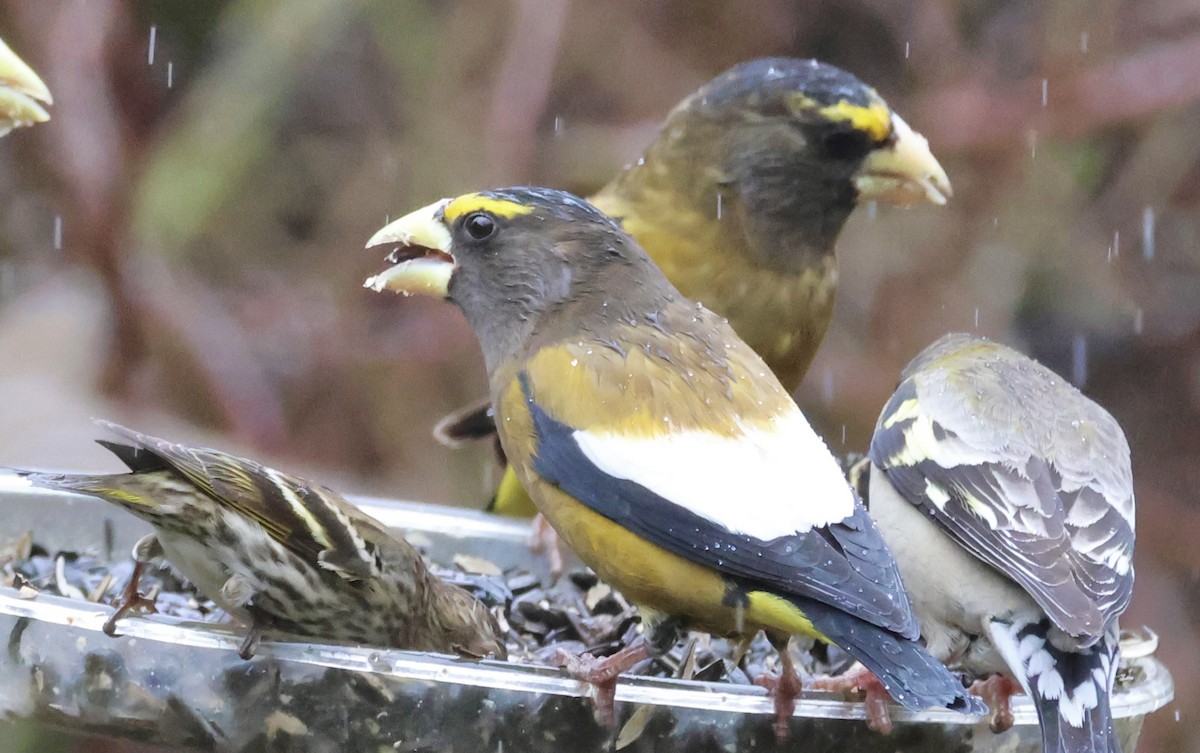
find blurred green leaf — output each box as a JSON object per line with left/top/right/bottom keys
{"left": 132, "top": 0, "right": 372, "bottom": 253}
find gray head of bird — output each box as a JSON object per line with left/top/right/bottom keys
{"left": 364, "top": 187, "right": 674, "bottom": 374}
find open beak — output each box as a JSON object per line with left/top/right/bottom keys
{"left": 364, "top": 198, "right": 456, "bottom": 298}
{"left": 855, "top": 113, "right": 951, "bottom": 207}
{"left": 0, "top": 37, "right": 52, "bottom": 135}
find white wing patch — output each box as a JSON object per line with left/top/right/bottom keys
{"left": 572, "top": 408, "right": 856, "bottom": 541}
{"left": 923, "top": 478, "right": 952, "bottom": 510}
{"left": 885, "top": 413, "right": 998, "bottom": 469}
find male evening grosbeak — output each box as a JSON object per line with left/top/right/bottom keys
{"left": 364, "top": 187, "right": 981, "bottom": 736}
{"left": 856, "top": 334, "right": 1135, "bottom": 753}
{"left": 434, "top": 58, "right": 952, "bottom": 523}
{"left": 21, "top": 422, "right": 506, "bottom": 661}
{"left": 0, "top": 36, "right": 51, "bottom": 135}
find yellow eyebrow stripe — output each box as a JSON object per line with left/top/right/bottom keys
{"left": 820, "top": 99, "right": 892, "bottom": 142}
{"left": 444, "top": 194, "right": 534, "bottom": 222}
{"left": 790, "top": 92, "right": 893, "bottom": 143}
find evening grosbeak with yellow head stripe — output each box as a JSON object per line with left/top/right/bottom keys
{"left": 20, "top": 422, "right": 506, "bottom": 661}
{"left": 364, "top": 187, "right": 982, "bottom": 735}
{"left": 0, "top": 36, "right": 51, "bottom": 135}
{"left": 435, "top": 58, "right": 951, "bottom": 521}
{"left": 856, "top": 333, "right": 1135, "bottom": 753}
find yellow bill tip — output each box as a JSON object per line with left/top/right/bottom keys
{"left": 364, "top": 198, "right": 456, "bottom": 297}
{"left": 363, "top": 257, "right": 455, "bottom": 297}
{"left": 0, "top": 92, "right": 49, "bottom": 134}
{"left": 0, "top": 37, "right": 52, "bottom": 106}
{"left": 855, "top": 113, "right": 952, "bottom": 207}
{"left": 365, "top": 198, "right": 452, "bottom": 251}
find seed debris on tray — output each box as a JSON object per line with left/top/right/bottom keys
{"left": 0, "top": 529, "right": 1149, "bottom": 753}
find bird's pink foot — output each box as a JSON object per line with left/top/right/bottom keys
{"left": 553, "top": 642, "right": 648, "bottom": 726}
{"left": 102, "top": 560, "right": 158, "bottom": 637}
{"left": 810, "top": 666, "right": 895, "bottom": 734}
{"left": 971, "top": 674, "right": 1020, "bottom": 733}
{"left": 754, "top": 645, "right": 805, "bottom": 741}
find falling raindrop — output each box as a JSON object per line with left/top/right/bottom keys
{"left": 553, "top": 115, "right": 564, "bottom": 136}
{"left": 1133, "top": 308, "right": 1144, "bottom": 335}
{"left": 53, "top": 216, "right": 63, "bottom": 250}
{"left": 716, "top": 192, "right": 723, "bottom": 220}
{"left": 866, "top": 200, "right": 877, "bottom": 221}
{"left": 822, "top": 368, "right": 834, "bottom": 403}
{"left": 1071, "top": 333, "right": 1088, "bottom": 387}
{"left": 904, "top": 42, "right": 911, "bottom": 59}
{"left": 482, "top": 462, "right": 494, "bottom": 495}
{"left": 148, "top": 25, "right": 157, "bottom": 66}
{"left": 1142, "top": 206, "right": 1156, "bottom": 260}
{"left": 840, "top": 425, "right": 846, "bottom": 445}
{"left": 1080, "top": 31, "right": 1089, "bottom": 53}
{"left": 167, "top": 61, "right": 174, "bottom": 89}
{"left": 1028, "top": 129, "right": 1038, "bottom": 160}
{"left": 1112, "top": 230, "right": 1120, "bottom": 258}
{"left": 974, "top": 308, "right": 980, "bottom": 328}
{"left": 1041, "top": 79, "right": 1048, "bottom": 107}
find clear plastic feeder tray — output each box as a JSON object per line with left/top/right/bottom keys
{"left": 0, "top": 477, "right": 1172, "bottom": 752}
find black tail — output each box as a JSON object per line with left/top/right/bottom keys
{"left": 95, "top": 439, "right": 172, "bottom": 473}
{"left": 804, "top": 598, "right": 985, "bottom": 715}
{"left": 989, "top": 618, "right": 1121, "bottom": 753}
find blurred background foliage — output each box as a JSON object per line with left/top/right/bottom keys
{"left": 0, "top": 0, "right": 1197, "bottom": 750}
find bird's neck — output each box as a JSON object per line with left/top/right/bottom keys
{"left": 595, "top": 141, "right": 846, "bottom": 276}
{"left": 591, "top": 159, "right": 842, "bottom": 390}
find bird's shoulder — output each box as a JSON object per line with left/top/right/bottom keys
{"left": 507, "top": 303, "right": 792, "bottom": 436}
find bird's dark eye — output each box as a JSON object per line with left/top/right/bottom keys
{"left": 463, "top": 212, "right": 497, "bottom": 241}
{"left": 822, "top": 129, "right": 873, "bottom": 160}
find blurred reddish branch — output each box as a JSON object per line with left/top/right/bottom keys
{"left": 918, "top": 33, "right": 1200, "bottom": 150}
{"left": 485, "top": 0, "right": 568, "bottom": 183}
{"left": 9, "top": 0, "right": 151, "bottom": 398}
